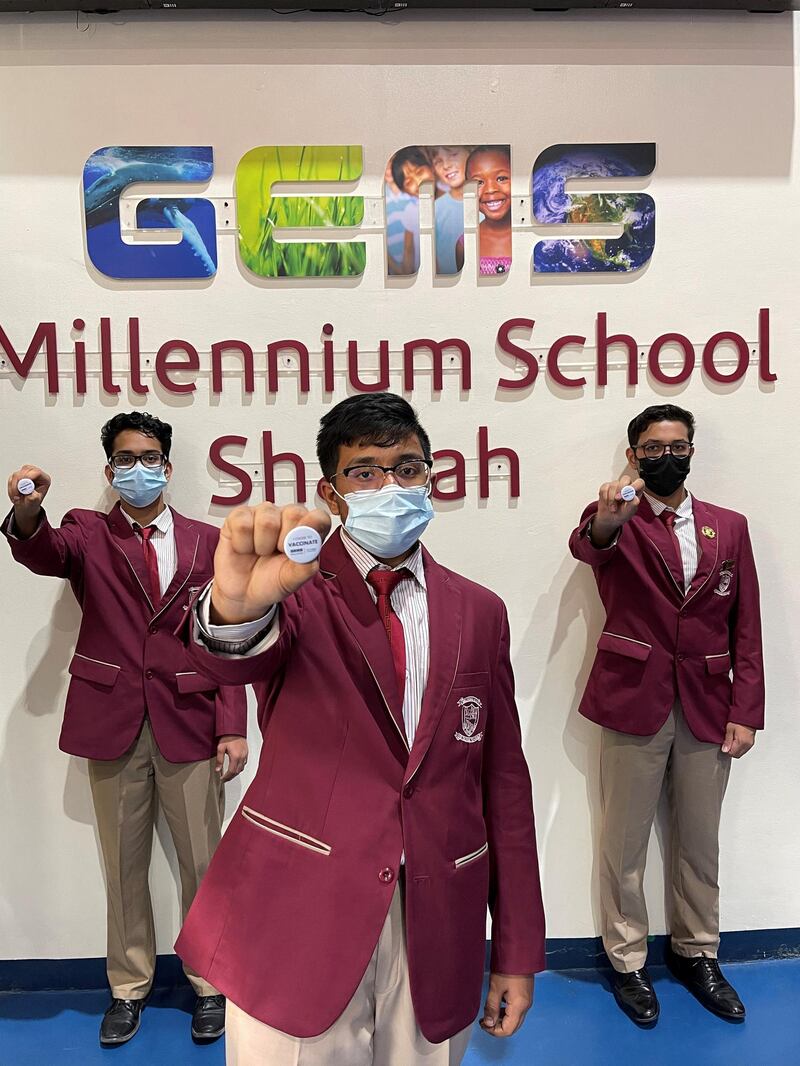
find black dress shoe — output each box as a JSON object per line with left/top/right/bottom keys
{"left": 611, "top": 968, "right": 660, "bottom": 1026}
{"left": 192, "top": 994, "right": 226, "bottom": 1041}
{"left": 100, "top": 998, "right": 144, "bottom": 1046}
{"left": 666, "top": 946, "right": 745, "bottom": 1020}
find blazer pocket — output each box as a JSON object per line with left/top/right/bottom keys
{"left": 705, "top": 652, "right": 732, "bottom": 676}
{"left": 176, "top": 671, "right": 219, "bottom": 695}
{"left": 598, "top": 631, "right": 652, "bottom": 662}
{"left": 68, "top": 653, "right": 121, "bottom": 689}
{"left": 241, "top": 806, "right": 332, "bottom": 857}
{"left": 454, "top": 842, "right": 489, "bottom": 870}
{"left": 452, "top": 671, "right": 490, "bottom": 686}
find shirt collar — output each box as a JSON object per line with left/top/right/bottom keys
{"left": 644, "top": 490, "right": 693, "bottom": 519}
{"left": 120, "top": 505, "right": 174, "bottom": 534}
{"left": 340, "top": 528, "right": 427, "bottom": 589}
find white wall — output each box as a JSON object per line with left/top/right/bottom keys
{"left": 1, "top": 8, "right": 798, "bottom": 962}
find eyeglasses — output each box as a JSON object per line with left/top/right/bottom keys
{"left": 108, "top": 451, "right": 166, "bottom": 471}
{"left": 333, "top": 459, "right": 433, "bottom": 493}
{"left": 634, "top": 441, "right": 693, "bottom": 460}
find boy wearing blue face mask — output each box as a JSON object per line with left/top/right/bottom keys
{"left": 326, "top": 460, "right": 435, "bottom": 560}
{"left": 175, "top": 393, "right": 546, "bottom": 1066}
{"left": 4, "top": 412, "right": 248, "bottom": 1050}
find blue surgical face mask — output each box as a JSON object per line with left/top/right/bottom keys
{"left": 111, "top": 465, "right": 168, "bottom": 508}
{"left": 341, "top": 483, "right": 434, "bottom": 559}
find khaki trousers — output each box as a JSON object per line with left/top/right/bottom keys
{"left": 225, "top": 881, "right": 473, "bottom": 1066}
{"left": 599, "top": 703, "right": 732, "bottom": 973}
{"left": 88, "top": 719, "right": 224, "bottom": 999}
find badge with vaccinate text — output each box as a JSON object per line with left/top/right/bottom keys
{"left": 284, "top": 526, "right": 322, "bottom": 564}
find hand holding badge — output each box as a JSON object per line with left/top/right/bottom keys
{"left": 210, "top": 504, "right": 331, "bottom": 626}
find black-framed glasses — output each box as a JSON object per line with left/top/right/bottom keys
{"left": 332, "top": 459, "right": 433, "bottom": 493}
{"left": 108, "top": 451, "right": 167, "bottom": 471}
{"left": 634, "top": 441, "right": 693, "bottom": 460}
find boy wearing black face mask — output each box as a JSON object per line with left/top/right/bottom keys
{"left": 569, "top": 404, "right": 764, "bottom": 1029}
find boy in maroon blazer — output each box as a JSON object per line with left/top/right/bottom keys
{"left": 569, "top": 403, "right": 764, "bottom": 1027}
{"left": 175, "top": 393, "right": 545, "bottom": 1065}
{"left": 3, "top": 412, "right": 248, "bottom": 1048}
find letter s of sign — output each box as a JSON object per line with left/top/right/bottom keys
{"left": 532, "top": 142, "right": 656, "bottom": 274}
{"left": 82, "top": 146, "right": 218, "bottom": 280}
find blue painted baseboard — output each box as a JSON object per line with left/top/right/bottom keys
{"left": 2, "top": 930, "right": 799, "bottom": 994}
{"left": 0, "top": 954, "right": 185, "bottom": 994}
{"left": 543, "top": 928, "right": 800, "bottom": 970}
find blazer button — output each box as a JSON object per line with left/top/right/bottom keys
{"left": 148, "top": 624, "right": 158, "bottom": 635}
{"left": 145, "top": 669, "right": 154, "bottom": 680}
{"left": 403, "top": 785, "right": 414, "bottom": 799}
{"left": 677, "top": 654, "right": 686, "bottom": 662}
{"left": 378, "top": 867, "right": 395, "bottom": 884}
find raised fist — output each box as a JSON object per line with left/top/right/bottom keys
{"left": 210, "top": 503, "right": 331, "bottom": 625}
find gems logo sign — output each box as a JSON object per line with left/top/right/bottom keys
{"left": 82, "top": 143, "right": 656, "bottom": 281}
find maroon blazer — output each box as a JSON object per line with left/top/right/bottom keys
{"left": 174, "top": 529, "right": 545, "bottom": 1043}
{"left": 1, "top": 502, "right": 246, "bottom": 762}
{"left": 569, "top": 494, "right": 764, "bottom": 742}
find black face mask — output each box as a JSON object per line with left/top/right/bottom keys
{"left": 638, "top": 453, "right": 691, "bottom": 497}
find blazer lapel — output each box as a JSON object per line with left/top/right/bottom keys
{"left": 322, "top": 531, "right": 410, "bottom": 753}
{"left": 635, "top": 496, "right": 685, "bottom": 599}
{"left": 685, "top": 498, "right": 719, "bottom": 605}
{"left": 108, "top": 502, "right": 156, "bottom": 613}
{"left": 404, "top": 550, "right": 462, "bottom": 785}
{"left": 152, "top": 511, "right": 199, "bottom": 622}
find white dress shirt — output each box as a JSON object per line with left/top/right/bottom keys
{"left": 339, "top": 532, "right": 430, "bottom": 749}
{"left": 643, "top": 491, "right": 700, "bottom": 591}
{"left": 121, "top": 505, "right": 177, "bottom": 596}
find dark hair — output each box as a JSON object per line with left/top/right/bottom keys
{"left": 466, "top": 144, "right": 511, "bottom": 177}
{"left": 391, "top": 146, "right": 431, "bottom": 192}
{"left": 627, "top": 404, "right": 695, "bottom": 447}
{"left": 316, "top": 393, "right": 432, "bottom": 480}
{"left": 101, "top": 412, "right": 173, "bottom": 459}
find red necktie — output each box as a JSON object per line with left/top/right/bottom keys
{"left": 135, "top": 525, "right": 162, "bottom": 606}
{"left": 660, "top": 510, "right": 685, "bottom": 591}
{"left": 366, "top": 568, "right": 411, "bottom": 705}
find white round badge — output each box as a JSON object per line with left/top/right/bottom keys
{"left": 620, "top": 485, "right": 637, "bottom": 502}
{"left": 17, "top": 478, "right": 35, "bottom": 496}
{"left": 284, "top": 526, "right": 322, "bottom": 564}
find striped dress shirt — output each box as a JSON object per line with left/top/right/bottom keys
{"left": 643, "top": 491, "right": 700, "bottom": 591}
{"left": 339, "top": 531, "right": 430, "bottom": 749}
{"left": 122, "top": 505, "right": 178, "bottom": 596}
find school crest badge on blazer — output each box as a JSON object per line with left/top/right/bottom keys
{"left": 714, "top": 560, "right": 734, "bottom": 597}
{"left": 455, "top": 696, "right": 484, "bottom": 744}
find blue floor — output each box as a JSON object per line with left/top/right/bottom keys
{"left": 1, "top": 960, "right": 798, "bottom": 1066}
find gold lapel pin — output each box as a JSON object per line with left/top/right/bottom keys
{"left": 701, "top": 526, "right": 716, "bottom": 539}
